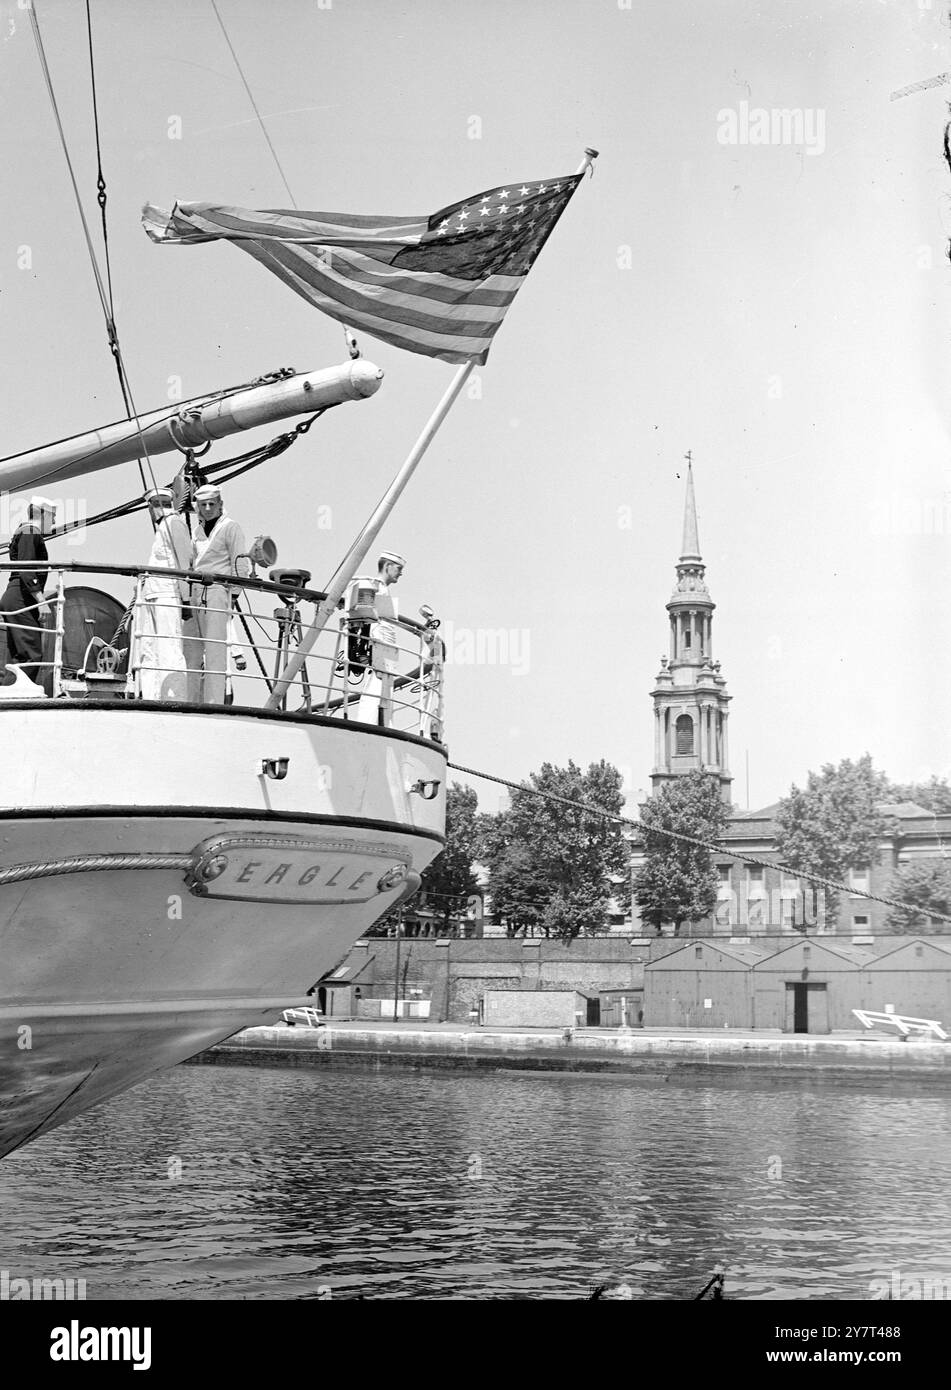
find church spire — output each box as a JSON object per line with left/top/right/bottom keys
{"left": 649, "top": 460, "right": 732, "bottom": 804}
{"left": 680, "top": 457, "right": 701, "bottom": 562}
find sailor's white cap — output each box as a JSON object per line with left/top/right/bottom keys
{"left": 193, "top": 483, "right": 222, "bottom": 502}
{"left": 378, "top": 550, "right": 405, "bottom": 567}
{"left": 145, "top": 487, "right": 175, "bottom": 506}
{"left": 29, "top": 495, "right": 56, "bottom": 514}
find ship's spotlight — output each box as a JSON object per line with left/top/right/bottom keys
{"left": 261, "top": 757, "right": 290, "bottom": 780}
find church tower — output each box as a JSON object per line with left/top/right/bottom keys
{"left": 650, "top": 462, "right": 733, "bottom": 803}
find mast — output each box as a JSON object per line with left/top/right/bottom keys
{"left": 0, "top": 360, "right": 382, "bottom": 494}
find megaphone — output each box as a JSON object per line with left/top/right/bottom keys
{"left": 244, "top": 536, "right": 278, "bottom": 570}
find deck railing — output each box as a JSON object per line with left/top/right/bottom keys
{"left": 0, "top": 561, "right": 445, "bottom": 740}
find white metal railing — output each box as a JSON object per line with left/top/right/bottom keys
{"left": 281, "top": 1008, "right": 326, "bottom": 1027}
{"left": 852, "top": 1009, "right": 949, "bottom": 1040}
{"left": 0, "top": 561, "right": 445, "bottom": 741}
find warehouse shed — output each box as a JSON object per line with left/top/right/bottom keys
{"left": 861, "top": 940, "right": 951, "bottom": 1028}
{"left": 751, "top": 940, "right": 877, "bottom": 1032}
{"left": 644, "top": 940, "right": 773, "bottom": 1028}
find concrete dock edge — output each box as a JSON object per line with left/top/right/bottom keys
{"left": 187, "top": 1023, "right": 951, "bottom": 1083}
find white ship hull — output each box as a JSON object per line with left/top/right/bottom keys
{"left": 0, "top": 704, "right": 446, "bottom": 1157}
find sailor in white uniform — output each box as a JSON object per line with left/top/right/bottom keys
{"left": 353, "top": 550, "right": 404, "bottom": 726}
{"left": 190, "top": 483, "right": 251, "bottom": 704}
{"left": 137, "top": 488, "right": 193, "bottom": 701}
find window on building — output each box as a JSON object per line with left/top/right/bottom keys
{"left": 684, "top": 628, "right": 691, "bottom": 649}
{"left": 852, "top": 915, "right": 870, "bottom": 934}
{"left": 694, "top": 945, "right": 702, "bottom": 960}
{"left": 781, "top": 872, "right": 800, "bottom": 894}
{"left": 675, "top": 714, "right": 694, "bottom": 754}
{"left": 715, "top": 865, "right": 733, "bottom": 927}
{"left": 746, "top": 871, "right": 764, "bottom": 926}
{"left": 849, "top": 865, "right": 870, "bottom": 895}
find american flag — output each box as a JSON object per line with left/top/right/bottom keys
{"left": 142, "top": 174, "right": 583, "bottom": 365}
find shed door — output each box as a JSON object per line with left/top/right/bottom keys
{"left": 784, "top": 982, "right": 829, "bottom": 1034}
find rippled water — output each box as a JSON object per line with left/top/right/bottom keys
{"left": 2, "top": 1064, "right": 950, "bottom": 1300}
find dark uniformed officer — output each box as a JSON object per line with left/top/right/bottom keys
{"left": 0, "top": 496, "right": 56, "bottom": 688}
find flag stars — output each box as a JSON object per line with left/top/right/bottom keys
{"left": 497, "top": 190, "right": 509, "bottom": 200}
{"left": 480, "top": 206, "right": 491, "bottom": 218}
{"left": 519, "top": 185, "right": 530, "bottom": 196}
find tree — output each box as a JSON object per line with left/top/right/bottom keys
{"left": 884, "top": 776, "right": 951, "bottom": 816}
{"left": 885, "top": 859, "right": 951, "bottom": 933}
{"left": 480, "top": 760, "right": 627, "bottom": 940}
{"left": 774, "top": 754, "right": 891, "bottom": 928}
{"left": 633, "top": 771, "right": 728, "bottom": 935}
{"left": 417, "top": 783, "right": 481, "bottom": 931}
{"left": 367, "top": 782, "right": 480, "bottom": 935}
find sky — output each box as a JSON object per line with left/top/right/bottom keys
{"left": 1, "top": 0, "right": 949, "bottom": 815}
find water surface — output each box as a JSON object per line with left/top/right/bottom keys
{"left": 1, "top": 1065, "right": 949, "bottom": 1300}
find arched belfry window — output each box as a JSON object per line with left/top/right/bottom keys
{"left": 675, "top": 713, "right": 694, "bottom": 754}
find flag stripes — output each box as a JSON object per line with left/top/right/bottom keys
{"left": 144, "top": 172, "right": 581, "bottom": 364}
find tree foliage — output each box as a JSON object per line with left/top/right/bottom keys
{"left": 884, "top": 776, "right": 951, "bottom": 816}
{"left": 632, "top": 771, "right": 728, "bottom": 934}
{"left": 479, "top": 760, "right": 627, "bottom": 940}
{"left": 774, "top": 754, "right": 891, "bottom": 927}
{"left": 418, "top": 783, "right": 481, "bottom": 928}
{"left": 885, "top": 859, "right": 951, "bottom": 933}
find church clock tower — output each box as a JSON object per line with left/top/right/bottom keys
{"left": 650, "top": 461, "right": 732, "bottom": 804}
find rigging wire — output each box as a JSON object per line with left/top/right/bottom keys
{"left": 83, "top": 0, "right": 156, "bottom": 499}
{"left": 84, "top": 0, "right": 115, "bottom": 318}
{"left": 28, "top": 1, "right": 155, "bottom": 496}
{"left": 208, "top": 0, "right": 358, "bottom": 359}
{"left": 445, "top": 761, "right": 951, "bottom": 927}
{"left": 209, "top": 0, "right": 297, "bottom": 210}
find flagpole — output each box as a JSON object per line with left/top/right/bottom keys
{"left": 265, "top": 147, "right": 599, "bottom": 711}
{"left": 264, "top": 357, "right": 473, "bottom": 708}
